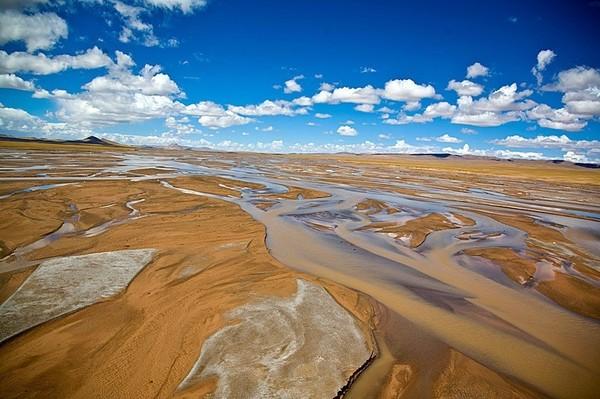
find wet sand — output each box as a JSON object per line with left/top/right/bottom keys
{"left": 1, "top": 144, "right": 599, "bottom": 398}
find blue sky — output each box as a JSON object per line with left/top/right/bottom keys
{"left": 0, "top": 0, "right": 599, "bottom": 161}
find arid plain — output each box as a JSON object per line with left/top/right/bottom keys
{"left": 0, "top": 140, "right": 599, "bottom": 399}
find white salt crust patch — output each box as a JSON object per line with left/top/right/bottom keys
{"left": 0, "top": 249, "right": 155, "bottom": 342}
{"left": 179, "top": 279, "right": 371, "bottom": 399}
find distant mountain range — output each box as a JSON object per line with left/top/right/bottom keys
{"left": 0, "top": 134, "right": 597, "bottom": 167}
{"left": 0, "top": 134, "right": 121, "bottom": 147}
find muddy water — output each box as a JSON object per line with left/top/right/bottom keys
{"left": 160, "top": 157, "right": 600, "bottom": 398}
{"left": 244, "top": 194, "right": 599, "bottom": 399}
{"left": 2, "top": 151, "right": 600, "bottom": 398}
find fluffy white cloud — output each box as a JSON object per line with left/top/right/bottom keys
{"left": 532, "top": 49, "right": 556, "bottom": 85}
{"left": 84, "top": 64, "right": 181, "bottom": 96}
{"left": 164, "top": 115, "right": 201, "bottom": 135}
{"left": 565, "top": 98, "right": 600, "bottom": 115}
{"left": 536, "top": 50, "right": 556, "bottom": 71}
{"left": 466, "top": 62, "right": 489, "bottom": 79}
{"left": 526, "top": 104, "right": 588, "bottom": 131}
{"left": 382, "top": 79, "right": 436, "bottom": 102}
{"left": 447, "top": 79, "right": 484, "bottom": 96}
{"left": 182, "top": 100, "right": 252, "bottom": 129}
{"left": 436, "top": 134, "right": 461, "bottom": 143}
{"left": 183, "top": 101, "right": 225, "bottom": 116}
{"left": 384, "top": 101, "right": 456, "bottom": 125}
{"left": 403, "top": 101, "right": 421, "bottom": 111}
{"left": 228, "top": 99, "right": 307, "bottom": 116}
{"left": 388, "top": 139, "right": 423, "bottom": 153}
{"left": 451, "top": 83, "right": 535, "bottom": 127}
{"left": 115, "top": 51, "right": 135, "bottom": 69}
{"left": 452, "top": 110, "right": 519, "bottom": 127}
{"left": 563, "top": 151, "right": 590, "bottom": 163}
{"left": 284, "top": 75, "right": 304, "bottom": 93}
{"left": 198, "top": 112, "right": 251, "bottom": 129}
{"left": 360, "top": 67, "right": 376, "bottom": 73}
{"left": 286, "top": 140, "right": 423, "bottom": 154}
{"left": 493, "top": 134, "right": 600, "bottom": 151}
{"left": 114, "top": 1, "right": 159, "bottom": 47}
{"left": 0, "top": 73, "right": 35, "bottom": 90}
{"left": 355, "top": 103, "right": 374, "bottom": 113}
{"left": 0, "top": 103, "right": 41, "bottom": 132}
{"left": 337, "top": 125, "right": 358, "bottom": 136}
{"left": 421, "top": 102, "right": 457, "bottom": 118}
{"left": 443, "top": 143, "right": 546, "bottom": 160}
{"left": 313, "top": 85, "right": 380, "bottom": 104}
{"left": 292, "top": 96, "right": 312, "bottom": 106}
{"left": 56, "top": 91, "right": 180, "bottom": 125}
{"left": 310, "top": 78, "right": 436, "bottom": 108}
{"left": 319, "top": 82, "right": 335, "bottom": 91}
{"left": 315, "top": 113, "right": 331, "bottom": 119}
{"left": 52, "top": 59, "right": 187, "bottom": 125}
{"left": 543, "top": 66, "right": 600, "bottom": 120}
{"left": 377, "top": 106, "right": 396, "bottom": 114}
{"left": 469, "top": 83, "right": 534, "bottom": 112}
{"left": 546, "top": 66, "right": 600, "bottom": 92}
{"left": 0, "top": 10, "right": 67, "bottom": 52}
{"left": 0, "top": 103, "right": 95, "bottom": 138}
{"left": 112, "top": 0, "right": 207, "bottom": 45}
{"left": 0, "top": 47, "right": 112, "bottom": 75}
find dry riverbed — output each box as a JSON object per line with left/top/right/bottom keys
{"left": 1, "top": 144, "right": 599, "bottom": 399}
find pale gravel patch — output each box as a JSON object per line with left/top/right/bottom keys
{"left": 0, "top": 249, "right": 155, "bottom": 342}
{"left": 179, "top": 279, "right": 371, "bottom": 399}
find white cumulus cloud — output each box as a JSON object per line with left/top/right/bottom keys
{"left": 313, "top": 85, "right": 380, "bottom": 105}
{"left": 0, "top": 73, "right": 35, "bottom": 91}
{"left": 355, "top": 103, "right": 374, "bottom": 113}
{"left": 447, "top": 79, "right": 484, "bottom": 96}
{"left": 542, "top": 66, "right": 600, "bottom": 123}
{"left": 436, "top": 134, "right": 462, "bottom": 143}
{"left": 493, "top": 134, "right": 600, "bottom": 151}
{"left": 0, "top": 10, "right": 67, "bottom": 52}
{"left": 337, "top": 125, "right": 358, "bottom": 136}
{"left": 531, "top": 49, "right": 556, "bottom": 85}
{"left": 526, "top": 104, "right": 588, "bottom": 132}
{"left": 384, "top": 101, "right": 456, "bottom": 125}
{"left": 382, "top": 79, "right": 436, "bottom": 102}
{"left": 0, "top": 47, "right": 113, "bottom": 75}
{"left": 563, "top": 151, "right": 590, "bottom": 163}
{"left": 451, "top": 83, "right": 535, "bottom": 127}
{"left": 114, "top": 1, "right": 159, "bottom": 47}
{"left": 284, "top": 75, "right": 304, "bottom": 93}
{"left": 228, "top": 99, "right": 307, "bottom": 116}
{"left": 466, "top": 62, "right": 489, "bottom": 79}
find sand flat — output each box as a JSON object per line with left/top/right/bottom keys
{"left": 178, "top": 279, "right": 372, "bottom": 398}
{"left": 0, "top": 249, "right": 155, "bottom": 342}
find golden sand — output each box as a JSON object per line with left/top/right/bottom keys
{"left": 1, "top": 143, "right": 599, "bottom": 398}
{"left": 0, "top": 177, "right": 374, "bottom": 398}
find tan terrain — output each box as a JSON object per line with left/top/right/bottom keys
{"left": 0, "top": 142, "right": 599, "bottom": 398}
